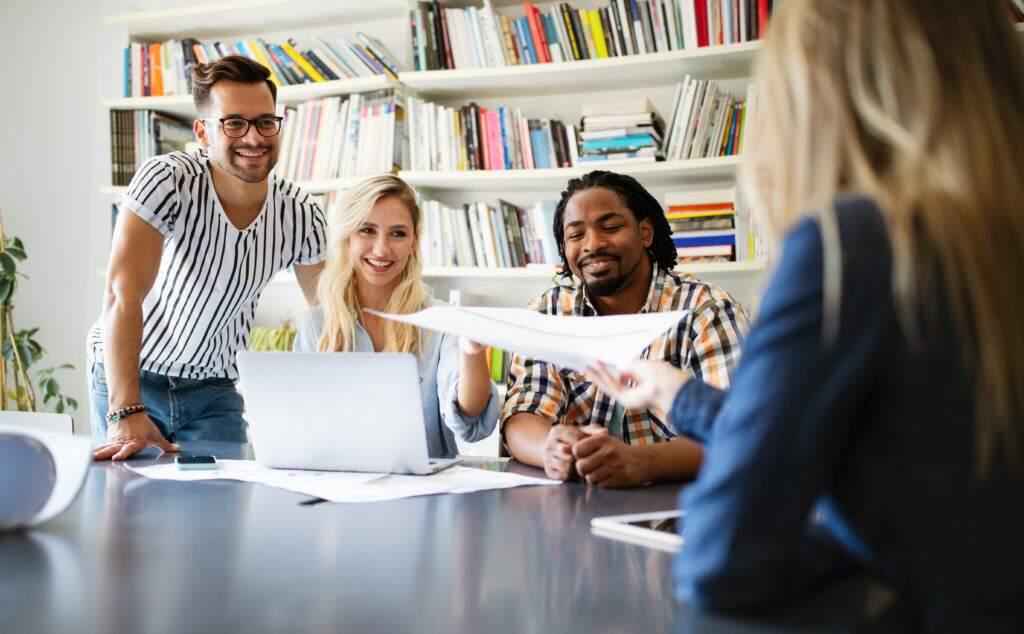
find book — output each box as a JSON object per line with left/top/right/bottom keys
{"left": 419, "top": 197, "right": 561, "bottom": 269}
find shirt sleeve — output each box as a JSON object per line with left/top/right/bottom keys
{"left": 293, "top": 197, "right": 328, "bottom": 266}
{"left": 670, "top": 379, "right": 726, "bottom": 444}
{"left": 119, "top": 157, "right": 181, "bottom": 237}
{"left": 685, "top": 290, "right": 749, "bottom": 389}
{"left": 292, "top": 307, "right": 324, "bottom": 352}
{"left": 676, "top": 213, "right": 891, "bottom": 610}
{"left": 436, "top": 333, "right": 500, "bottom": 443}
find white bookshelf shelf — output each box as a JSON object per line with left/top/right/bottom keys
{"left": 402, "top": 156, "right": 740, "bottom": 191}
{"left": 103, "top": 0, "right": 408, "bottom": 41}
{"left": 102, "top": 75, "right": 396, "bottom": 119}
{"left": 269, "top": 260, "right": 765, "bottom": 286}
{"left": 102, "top": 156, "right": 740, "bottom": 196}
{"left": 399, "top": 41, "right": 760, "bottom": 98}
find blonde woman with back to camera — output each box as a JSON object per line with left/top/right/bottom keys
{"left": 587, "top": 0, "right": 1024, "bottom": 630}
{"left": 294, "top": 175, "right": 499, "bottom": 458}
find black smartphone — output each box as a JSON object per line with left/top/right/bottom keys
{"left": 175, "top": 455, "right": 218, "bottom": 470}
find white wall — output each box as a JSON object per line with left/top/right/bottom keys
{"left": 0, "top": 0, "right": 121, "bottom": 434}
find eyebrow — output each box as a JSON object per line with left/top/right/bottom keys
{"left": 219, "top": 112, "right": 278, "bottom": 119}
{"left": 564, "top": 211, "right": 627, "bottom": 230}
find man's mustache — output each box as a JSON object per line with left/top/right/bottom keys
{"left": 576, "top": 252, "right": 620, "bottom": 268}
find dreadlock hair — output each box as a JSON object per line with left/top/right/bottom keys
{"left": 552, "top": 170, "right": 676, "bottom": 279}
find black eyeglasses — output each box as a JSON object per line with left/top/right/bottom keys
{"left": 205, "top": 116, "right": 284, "bottom": 138}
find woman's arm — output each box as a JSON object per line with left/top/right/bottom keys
{"left": 436, "top": 334, "right": 499, "bottom": 442}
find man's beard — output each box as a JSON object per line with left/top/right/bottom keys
{"left": 578, "top": 252, "right": 642, "bottom": 297}
{"left": 213, "top": 144, "right": 278, "bottom": 183}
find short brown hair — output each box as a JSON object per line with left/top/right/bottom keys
{"left": 191, "top": 55, "right": 277, "bottom": 113}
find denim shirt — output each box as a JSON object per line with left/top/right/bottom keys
{"left": 293, "top": 299, "right": 500, "bottom": 459}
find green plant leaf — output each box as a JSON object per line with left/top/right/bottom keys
{"left": 12, "top": 238, "right": 23, "bottom": 251}
{"left": 58, "top": 363, "right": 73, "bottom": 370}
{"left": 0, "top": 252, "right": 15, "bottom": 274}
{"left": 5, "top": 246, "right": 26, "bottom": 261}
{"left": 17, "top": 342, "right": 36, "bottom": 365}
{"left": 0, "top": 278, "right": 11, "bottom": 304}
{"left": 55, "top": 400, "right": 65, "bottom": 414}
{"left": 45, "top": 377, "right": 58, "bottom": 398}
{"left": 66, "top": 397, "right": 78, "bottom": 410}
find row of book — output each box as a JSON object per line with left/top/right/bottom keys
{"left": 417, "top": 198, "right": 560, "bottom": 268}
{"left": 123, "top": 33, "right": 401, "bottom": 97}
{"left": 409, "top": 0, "right": 775, "bottom": 71}
{"left": 666, "top": 187, "right": 763, "bottom": 262}
{"left": 578, "top": 98, "right": 663, "bottom": 166}
{"left": 662, "top": 78, "right": 754, "bottom": 161}
{"left": 407, "top": 97, "right": 578, "bottom": 172}
{"left": 277, "top": 90, "right": 408, "bottom": 183}
{"left": 109, "top": 110, "right": 193, "bottom": 186}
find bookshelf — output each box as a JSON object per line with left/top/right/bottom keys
{"left": 269, "top": 258, "right": 766, "bottom": 285}
{"left": 100, "top": 2, "right": 768, "bottom": 304}
{"left": 103, "top": 0, "right": 409, "bottom": 41}
{"left": 102, "top": 75, "right": 396, "bottom": 119}
{"left": 398, "top": 41, "right": 760, "bottom": 98}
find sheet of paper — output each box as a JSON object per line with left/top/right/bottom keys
{"left": 129, "top": 460, "right": 559, "bottom": 503}
{"left": 0, "top": 424, "right": 93, "bottom": 528}
{"left": 367, "top": 306, "right": 689, "bottom": 371}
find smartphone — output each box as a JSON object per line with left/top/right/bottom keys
{"left": 175, "top": 455, "right": 218, "bottom": 470}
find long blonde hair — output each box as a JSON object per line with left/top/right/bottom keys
{"left": 316, "top": 175, "right": 428, "bottom": 354}
{"left": 742, "top": 0, "right": 1024, "bottom": 473}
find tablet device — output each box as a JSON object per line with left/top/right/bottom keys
{"left": 590, "top": 510, "right": 684, "bottom": 553}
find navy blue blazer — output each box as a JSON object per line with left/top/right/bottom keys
{"left": 670, "top": 196, "right": 1024, "bottom": 632}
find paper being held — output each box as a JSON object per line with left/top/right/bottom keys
{"left": 367, "top": 306, "right": 688, "bottom": 371}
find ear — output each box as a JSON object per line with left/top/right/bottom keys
{"left": 639, "top": 217, "right": 654, "bottom": 248}
{"left": 193, "top": 118, "right": 210, "bottom": 149}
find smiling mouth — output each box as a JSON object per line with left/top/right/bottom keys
{"left": 579, "top": 256, "right": 618, "bottom": 275}
{"left": 232, "top": 147, "right": 269, "bottom": 161}
{"left": 364, "top": 258, "right": 396, "bottom": 273}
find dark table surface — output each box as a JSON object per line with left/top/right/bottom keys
{"left": 2, "top": 441, "right": 890, "bottom": 634}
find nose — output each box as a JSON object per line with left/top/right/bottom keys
{"left": 582, "top": 230, "right": 608, "bottom": 254}
{"left": 241, "top": 121, "right": 264, "bottom": 146}
{"left": 371, "top": 233, "right": 390, "bottom": 256}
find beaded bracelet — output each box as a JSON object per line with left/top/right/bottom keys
{"left": 107, "top": 402, "right": 147, "bottom": 425}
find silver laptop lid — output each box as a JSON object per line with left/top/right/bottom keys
{"left": 237, "top": 352, "right": 432, "bottom": 474}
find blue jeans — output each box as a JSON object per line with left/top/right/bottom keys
{"left": 88, "top": 361, "right": 248, "bottom": 446}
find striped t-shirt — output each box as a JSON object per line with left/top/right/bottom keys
{"left": 88, "top": 151, "right": 327, "bottom": 380}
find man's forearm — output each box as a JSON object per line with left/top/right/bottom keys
{"left": 503, "top": 413, "right": 553, "bottom": 468}
{"left": 103, "top": 297, "right": 144, "bottom": 409}
{"left": 636, "top": 437, "right": 704, "bottom": 483}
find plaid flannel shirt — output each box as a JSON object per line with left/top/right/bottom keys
{"left": 501, "top": 265, "right": 749, "bottom": 445}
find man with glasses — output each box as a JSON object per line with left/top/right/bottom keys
{"left": 88, "top": 55, "right": 326, "bottom": 460}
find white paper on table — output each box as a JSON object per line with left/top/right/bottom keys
{"left": 129, "top": 461, "right": 559, "bottom": 503}
{"left": 0, "top": 424, "right": 93, "bottom": 528}
{"left": 367, "top": 306, "right": 689, "bottom": 371}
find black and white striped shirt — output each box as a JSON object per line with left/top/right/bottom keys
{"left": 88, "top": 151, "right": 327, "bottom": 380}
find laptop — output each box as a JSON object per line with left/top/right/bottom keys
{"left": 236, "top": 352, "right": 460, "bottom": 475}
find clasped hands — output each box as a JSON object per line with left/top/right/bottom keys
{"left": 541, "top": 359, "right": 692, "bottom": 488}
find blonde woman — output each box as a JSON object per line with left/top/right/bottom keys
{"left": 294, "top": 175, "right": 498, "bottom": 458}
{"left": 588, "top": 0, "right": 1024, "bottom": 627}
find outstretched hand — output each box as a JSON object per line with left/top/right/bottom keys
{"left": 585, "top": 360, "right": 690, "bottom": 416}
{"left": 93, "top": 413, "right": 179, "bottom": 461}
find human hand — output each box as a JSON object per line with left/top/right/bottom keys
{"left": 572, "top": 424, "right": 649, "bottom": 488}
{"left": 458, "top": 337, "right": 485, "bottom": 355}
{"left": 585, "top": 360, "right": 690, "bottom": 415}
{"left": 92, "top": 413, "right": 179, "bottom": 461}
{"left": 543, "top": 424, "right": 587, "bottom": 481}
